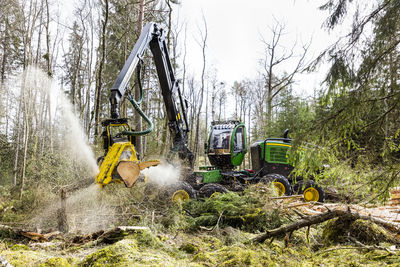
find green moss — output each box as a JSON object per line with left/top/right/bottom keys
{"left": 199, "top": 235, "right": 223, "bottom": 250}
{"left": 80, "top": 237, "right": 192, "bottom": 266}
{"left": 38, "top": 257, "right": 72, "bottom": 267}
{"left": 10, "top": 244, "right": 29, "bottom": 251}
{"left": 193, "top": 245, "right": 272, "bottom": 266}
{"left": 179, "top": 243, "right": 198, "bottom": 254}
{"left": 135, "top": 230, "right": 163, "bottom": 249}
{"left": 80, "top": 239, "right": 138, "bottom": 266}
{"left": 1, "top": 249, "right": 45, "bottom": 266}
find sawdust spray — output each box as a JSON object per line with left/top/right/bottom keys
{"left": 20, "top": 66, "right": 117, "bottom": 233}
{"left": 55, "top": 82, "right": 98, "bottom": 176}
{"left": 141, "top": 161, "right": 181, "bottom": 186}
{"left": 18, "top": 65, "right": 98, "bottom": 175}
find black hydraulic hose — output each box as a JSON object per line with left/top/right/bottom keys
{"left": 135, "top": 65, "right": 143, "bottom": 105}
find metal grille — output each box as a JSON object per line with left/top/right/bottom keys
{"left": 269, "top": 146, "right": 288, "bottom": 163}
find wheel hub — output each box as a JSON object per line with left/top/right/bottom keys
{"left": 273, "top": 182, "right": 286, "bottom": 196}
{"left": 303, "top": 187, "right": 319, "bottom": 202}
{"left": 172, "top": 190, "right": 190, "bottom": 202}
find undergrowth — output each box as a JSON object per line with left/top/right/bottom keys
{"left": 181, "top": 185, "right": 289, "bottom": 232}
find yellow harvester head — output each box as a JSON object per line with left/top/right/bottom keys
{"left": 95, "top": 120, "right": 159, "bottom": 188}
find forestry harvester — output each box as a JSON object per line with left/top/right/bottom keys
{"left": 182, "top": 121, "right": 325, "bottom": 202}
{"left": 95, "top": 22, "right": 193, "bottom": 188}
{"left": 94, "top": 21, "right": 324, "bottom": 203}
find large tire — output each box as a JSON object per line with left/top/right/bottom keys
{"left": 296, "top": 180, "right": 325, "bottom": 202}
{"left": 185, "top": 173, "right": 203, "bottom": 190}
{"left": 260, "top": 173, "right": 292, "bottom": 196}
{"left": 292, "top": 179, "right": 304, "bottom": 195}
{"left": 168, "top": 181, "right": 196, "bottom": 203}
{"left": 198, "top": 183, "right": 228, "bottom": 198}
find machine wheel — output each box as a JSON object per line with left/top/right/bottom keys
{"left": 292, "top": 179, "right": 304, "bottom": 195}
{"left": 296, "top": 180, "right": 325, "bottom": 202}
{"left": 260, "top": 173, "right": 292, "bottom": 196}
{"left": 168, "top": 181, "right": 196, "bottom": 203}
{"left": 199, "top": 183, "right": 228, "bottom": 198}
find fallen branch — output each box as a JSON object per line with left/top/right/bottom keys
{"left": 285, "top": 203, "right": 311, "bottom": 209}
{"left": 357, "top": 214, "right": 400, "bottom": 233}
{"left": 269, "top": 195, "right": 303, "bottom": 200}
{"left": 250, "top": 208, "right": 400, "bottom": 244}
{"left": 251, "top": 209, "right": 348, "bottom": 243}
{"left": 20, "top": 231, "right": 49, "bottom": 242}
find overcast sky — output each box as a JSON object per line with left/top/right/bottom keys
{"left": 174, "top": 0, "right": 341, "bottom": 97}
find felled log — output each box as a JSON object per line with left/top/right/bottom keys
{"left": 57, "top": 188, "right": 68, "bottom": 233}
{"left": 71, "top": 226, "right": 150, "bottom": 245}
{"left": 251, "top": 208, "right": 400, "bottom": 243}
{"left": 98, "top": 226, "right": 150, "bottom": 244}
{"left": 1, "top": 224, "right": 60, "bottom": 243}
{"left": 19, "top": 231, "right": 48, "bottom": 242}
{"left": 389, "top": 187, "right": 400, "bottom": 206}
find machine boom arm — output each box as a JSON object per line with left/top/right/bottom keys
{"left": 109, "top": 22, "right": 194, "bottom": 165}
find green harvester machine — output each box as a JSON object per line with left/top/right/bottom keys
{"left": 176, "top": 120, "right": 325, "bottom": 202}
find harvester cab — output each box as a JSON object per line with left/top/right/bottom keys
{"left": 206, "top": 120, "right": 247, "bottom": 170}
{"left": 95, "top": 22, "right": 193, "bottom": 188}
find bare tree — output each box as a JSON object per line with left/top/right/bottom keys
{"left": 93, "top": 0, "right": 109, "bottom": 142}
{"left": 193, "top": 13, "right": 208, "bottom": 163}
{"left": 133, "top": 0, "right": 145, "bottom": 156}
{"left": 260, "top": 21, "right": 309, "bottom": 131}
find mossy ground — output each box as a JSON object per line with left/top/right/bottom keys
{"left": 1, "top": 185, "right": 399, "bottom": 266}
{"left": 1, "top": 226, "right": 399, "bottom": 266}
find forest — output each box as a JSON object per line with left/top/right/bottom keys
{"left": 0, "top": 0, "right": 400, "bottom": 266}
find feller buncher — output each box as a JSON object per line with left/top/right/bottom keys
{"left": 95, "top": 22, "right": 193, "bottom": 188}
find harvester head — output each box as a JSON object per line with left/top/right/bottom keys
{"left": 95, "top": 119, "right": 159, "bottom": 188}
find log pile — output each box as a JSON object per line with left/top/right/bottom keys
{"left": 389, "top": 187, "right": 400, "bottom": 206}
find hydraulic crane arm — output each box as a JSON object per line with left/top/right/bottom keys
{"left": 109, "top": 22, "right": 194, "bottom": 166}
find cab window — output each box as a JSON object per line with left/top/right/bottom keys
{"left": 234, "top": 126, "right": 245, "bottom": 152}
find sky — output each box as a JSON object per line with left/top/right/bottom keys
{"left": 174, "top": 0, "right": 341, "bottom": 97}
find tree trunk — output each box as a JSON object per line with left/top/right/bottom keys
{"left": 19, "top": 115, "right": 30, "bottom": 200}
{"left": 12, "top": 97, "right": 22, "bottom": 186}
{"left": 194, "top": 16, "right": 208, "bottom": 164}
{"left": 1, "top": 18, "right": 8, "bottom": 84}
{"left": 133, "top": 0, "right": 145, "bottom": 155}
{"left": 93, "top": 0, "right": 109, "bottom": 143}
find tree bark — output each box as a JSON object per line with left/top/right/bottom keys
{"left": 12, "top": 96, "right": 22, "bottom": 186}
{"left": 194, "top": 15, "right": 208, "bottom": 163}
{"left": 94, "top": 0, "right": 109, "bottom": 142}
{"left": 134, "top": 0, "right": 145, "bottom": 155}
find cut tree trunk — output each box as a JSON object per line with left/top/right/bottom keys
{"left": 57, "top": 188, "right": 69, "bottom": 233}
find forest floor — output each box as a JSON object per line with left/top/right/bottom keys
{"left": 1, "top": 184, "right": 400, "bottom": 266}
